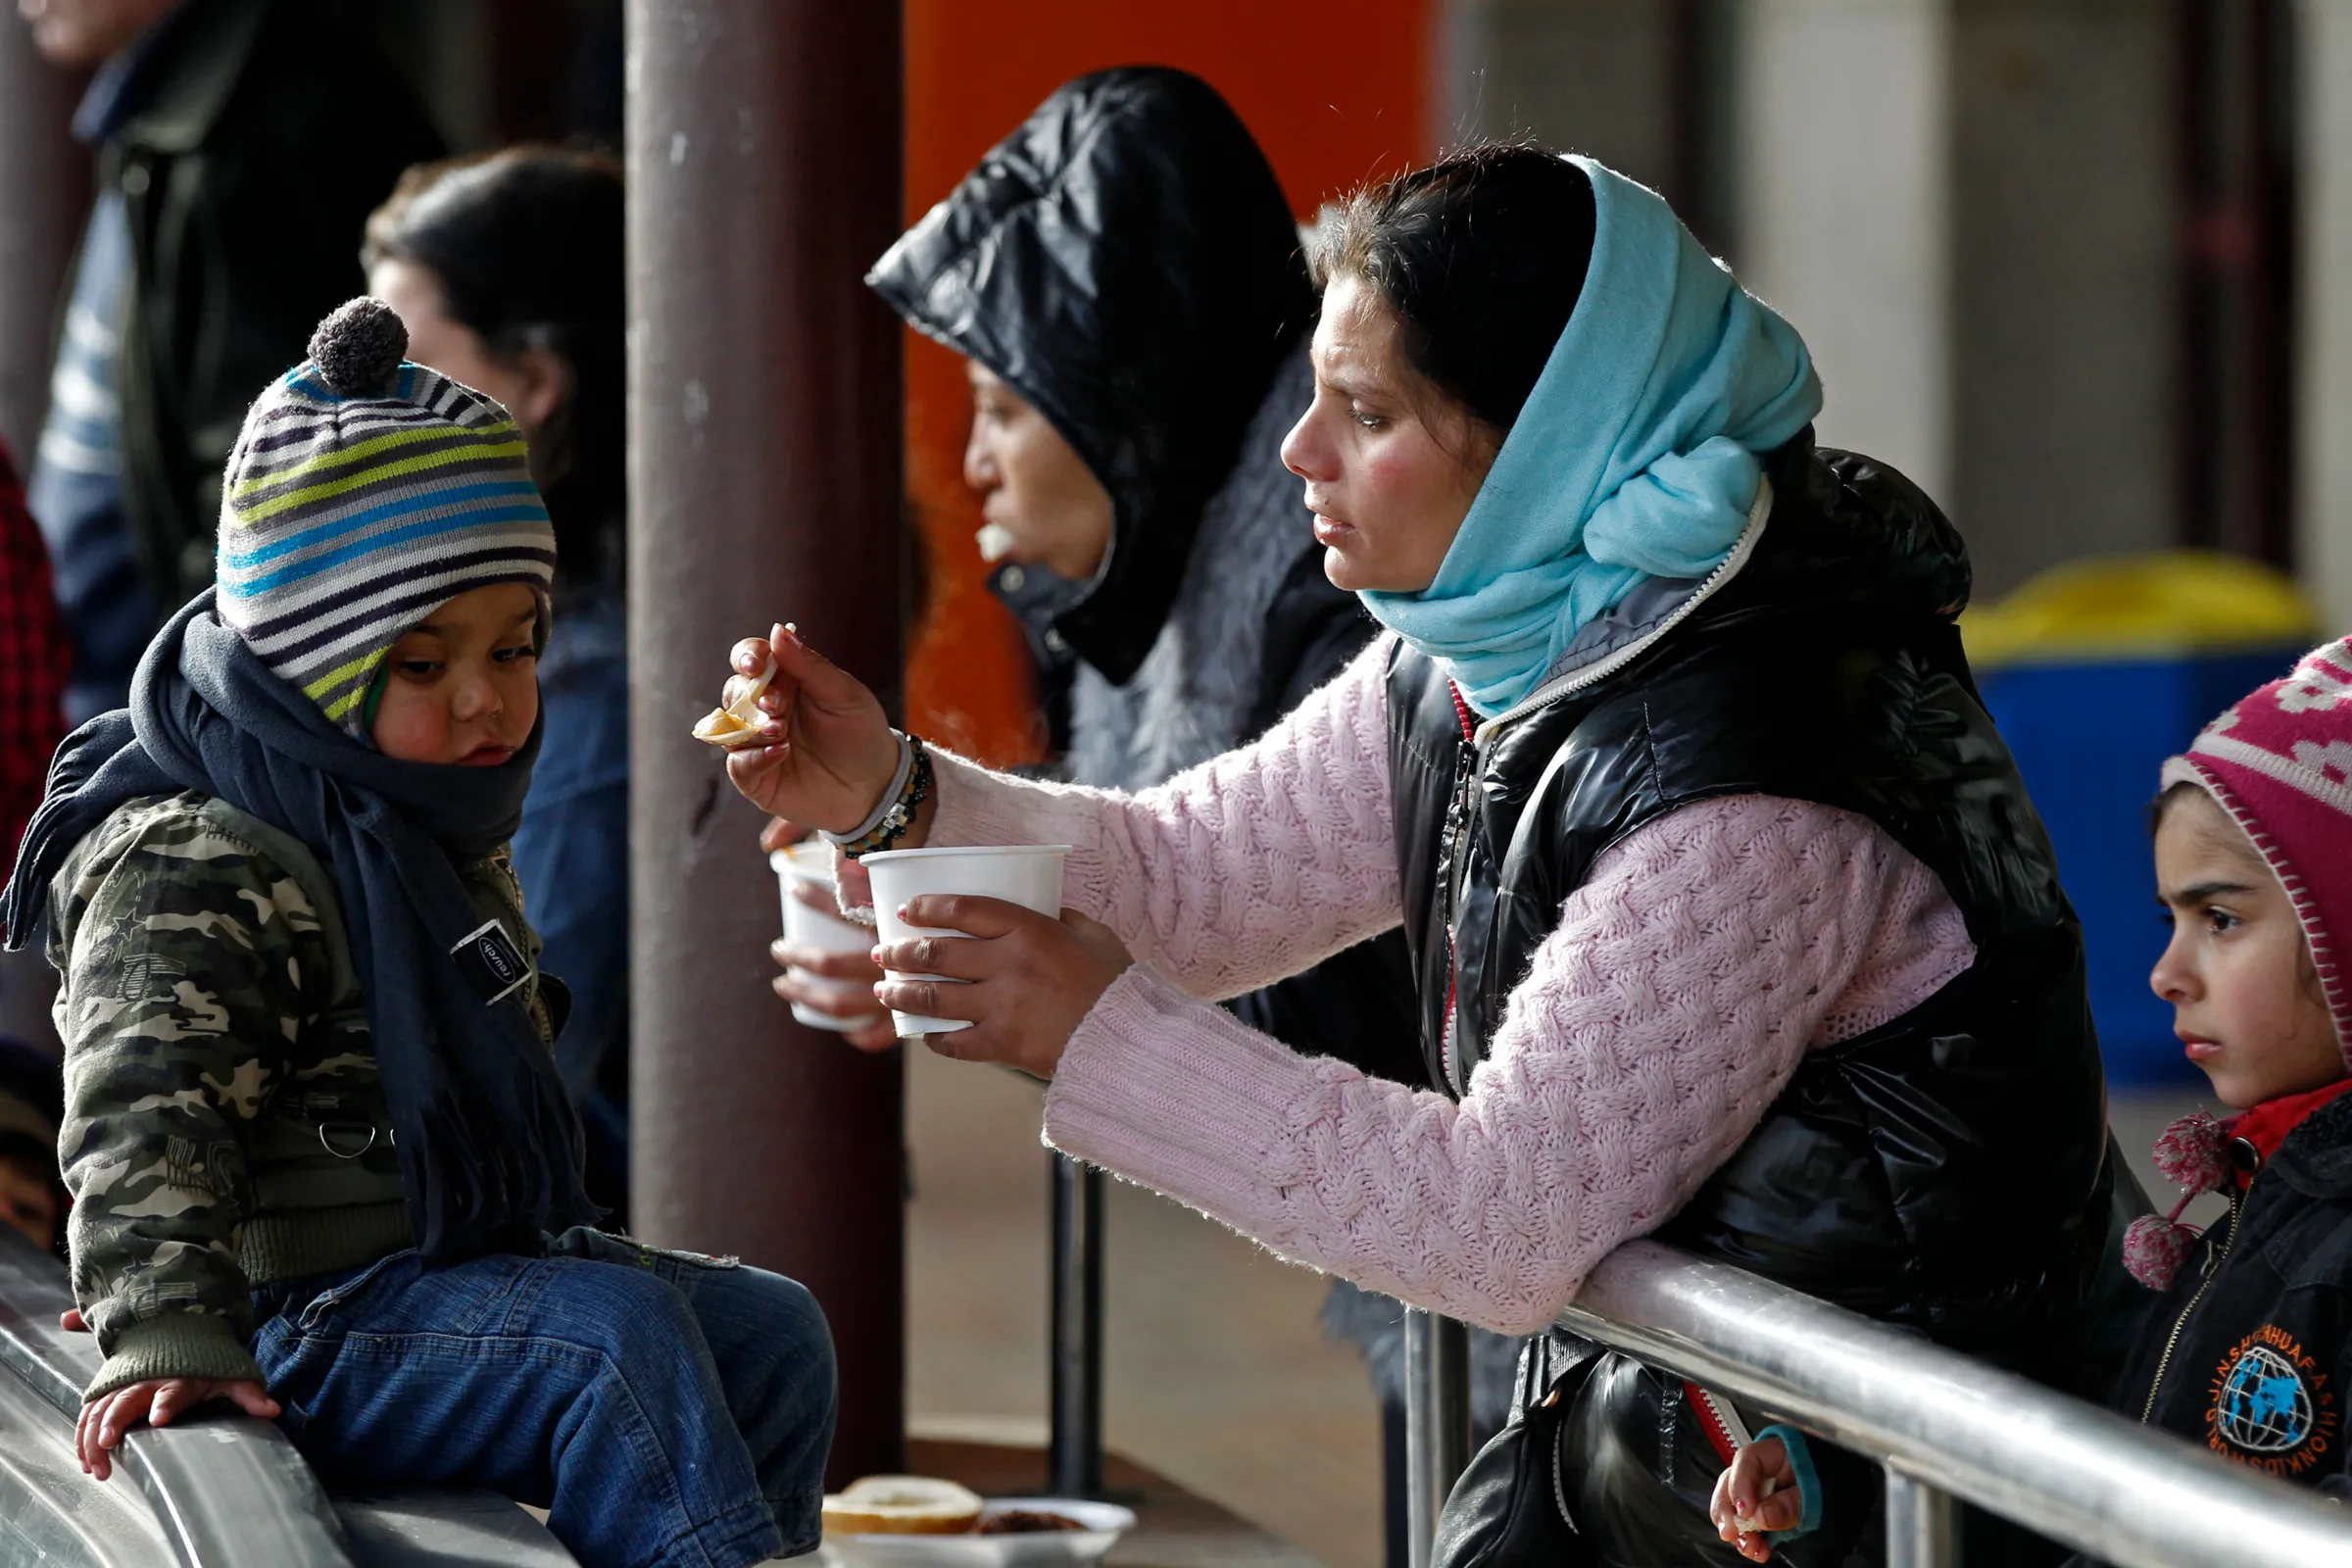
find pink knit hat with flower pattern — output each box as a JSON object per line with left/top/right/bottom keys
{"left": 2125, "top": 638, "right": 2352, "bottom": 1290}
{"left": 2160, "top": 636, "right": 2352, "bottom": 1060}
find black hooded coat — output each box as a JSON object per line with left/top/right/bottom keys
{"left": 867, "top": 67, "right": 1423, "bottom": 1087}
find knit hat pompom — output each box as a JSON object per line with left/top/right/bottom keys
{"left": 2123, "top": 1108, "right": 2237, "bottom": 1290}
{"left": 308, "top": 297, "right": 410, "bottom": 397}
{"left": 2124, "top": 1213, "right": 2202, "bottom": 1291}
{"left": 2149, "top": 1109, "right": 2228, "bottom": 1193}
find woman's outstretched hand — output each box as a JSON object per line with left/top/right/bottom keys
{"left": 873, "top": 897, "right": 1134, "bottom": 1078}
{"left": 723, "top": 623, "right": 906, "bottom": 836}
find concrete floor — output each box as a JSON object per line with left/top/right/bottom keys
{"left": 905, "top": 1043, "right": 1381, "bottom": 1568}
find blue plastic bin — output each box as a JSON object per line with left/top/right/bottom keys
{"left": 1977, "top": 648, "right": 2306, "bottom": 1086}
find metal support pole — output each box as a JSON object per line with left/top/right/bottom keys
{"left": 625, "top": 0, "right": 906, "bottom": 1485}
{"left": 0, "top": 22, "right": 87, "bottom": 461}
{"left": 1047, "top": 1152, "right": 1104, "bottom": 1495}
{"left": 1403, "top": 1308, "right": 1473, "bottom": 1568}
{"left": 1885, "top": 1471, "right": 1961, "bottom": 1568}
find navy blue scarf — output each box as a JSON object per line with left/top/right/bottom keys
{"left": 4, "top": 590, "right": 594, "bottom": 1259}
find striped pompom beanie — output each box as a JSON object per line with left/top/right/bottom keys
{"left": 216, "top": 297, "right": 556, "bottom": 735}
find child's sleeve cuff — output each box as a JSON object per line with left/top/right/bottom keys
{"left": 1754, "top": 1424, "right": 1824, "bottom": 1543}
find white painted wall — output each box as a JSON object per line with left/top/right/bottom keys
{"left": 2299, "top": 0, "right": 2352, "bottom": 635}
{"left": 1738, "top": 0, "right": 1952, "bottom": 504}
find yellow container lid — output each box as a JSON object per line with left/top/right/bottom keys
{"left": 1961, "top": 551, "right": 2320, "bottom": 669}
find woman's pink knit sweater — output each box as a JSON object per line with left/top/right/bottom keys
{"left": 926, "top": 637, "right": 1974, "bottom": 1336}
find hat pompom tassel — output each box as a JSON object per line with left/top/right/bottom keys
{"left": 2149, "top": 1110, "right": 2228, "bottom": 1193}
{"left": 2122, "top": 1110, "right": 2233, "bottom": 1290}
{"left": 2123, "top": 1211, "right": 2202, "bottom": 1290}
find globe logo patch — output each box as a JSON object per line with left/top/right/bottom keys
{"left": 2206, "top": 1326, "right": 2338, "bottom": 1476}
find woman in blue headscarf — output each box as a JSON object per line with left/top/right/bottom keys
{"left": 720, "top": 146, "right": 2121, "bottom": 1564}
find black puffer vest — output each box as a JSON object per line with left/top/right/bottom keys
{"left": 1396, "top": 437, "right": 2123, "bottom": 1564}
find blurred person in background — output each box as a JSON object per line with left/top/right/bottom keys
{"left": 855, "top": 68, "right": 1482, "bottom": 1562}
{"left": 1, "top": 437, "right": 70, "bottom": 857}
{"left": 0, "top": 1034, "right": 65, "bottom": 1256}
{"left": 19, "top": 0, "right": 441, "bottom": 720}
{"left": 0, "top": 438, "right": 70, "bottom": 1249}
{"left": 364, "top": 146, "right": 633, "bottom": 1217}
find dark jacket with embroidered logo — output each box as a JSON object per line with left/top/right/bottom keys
{"left": 2117, "top": 1090, "right": 2352, "bottom": 1494}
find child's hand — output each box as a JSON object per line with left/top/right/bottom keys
{"left": 77, "top": 1378, "right": 280, "bottom": 1482}
{"left": 1709, "top": 1437, "right": 1803, "bottom": 1562}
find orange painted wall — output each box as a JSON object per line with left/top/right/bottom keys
{"left": 901, "top": 3, "right": 1435, "bottom": 765}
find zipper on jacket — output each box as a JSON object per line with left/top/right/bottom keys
{"left": 2140, "top": 1186, "right": 2244, "bottom": 1424}
{"left": 1431, "top": 478, "right": 1777, "bottom": 1093}
{"left": 1466, "top": 478, "right": 1774, "bottom": 749}
{"left": 1439, "top": 684, "right": 1478, "bottom": 1096}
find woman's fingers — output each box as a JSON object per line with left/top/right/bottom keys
{"left": 788, "top": 880, "right": 843, "bottom": 916}
{"left": 760, "top": 815, "right": 808, "bottom": 855}
{"left": 729, "top": 636, "right": 774, "bottom": 677}
{"left": 895, "top": 894, "right": 1054, "bottom": 940}
{"left": 874, "top": 975, "right": 982, "bottom": 1024}
{"left": 872, "top": 933, "right": 995, "bottom": 981}
{"left": 772, "top": 938, "right": 884, "bottom": 984}
{"left": 768, "top": 621, "right": 872, "bottom": 714}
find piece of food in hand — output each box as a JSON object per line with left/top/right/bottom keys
{"left": 821, "top": 1475, "right": 986, "bottom": 1536}
{"left": 692, "top": 652, "right": 777, "bottom": 749}
{"left": 976, "top": 1509, "right": 1087, "bottom": 1535}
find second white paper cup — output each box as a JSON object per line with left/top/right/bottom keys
{"left": 862, "top": 845, "right": 1070, "bottom": 1035}
{"left": 772, "top": 843, "right": 881, "bottom": 1033}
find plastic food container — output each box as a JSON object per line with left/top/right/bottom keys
{"left": 772, "top": 842, "right": 881, "bottom": 1033}
{"left": 823, "top": 1498, "right": 1136, "bottom": 1568}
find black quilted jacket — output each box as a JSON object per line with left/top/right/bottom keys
{"left": 1396, "top": 433, "right": 2134, "bottom": 1565}
{"left": 866, "top": 67, "right": 1423, "bottom": 1087}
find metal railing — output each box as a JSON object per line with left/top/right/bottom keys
{"left": 1403, "top": 1241, "right": 2352, "bottom": 1568}
{"left": 0, "top": 1225, "right": 577, "bottom": 1567}
{"left": 0, "top": 1225, "right": 353, "bottom": 1568}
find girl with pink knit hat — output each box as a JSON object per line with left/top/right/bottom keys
{"left": 1716, "top": 636, "right": 2352, "bottom": 1554}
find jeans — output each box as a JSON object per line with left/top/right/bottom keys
{"left": 251, "top": 1227, "right": 837, "bottom": 1568}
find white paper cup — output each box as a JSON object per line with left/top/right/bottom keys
{"left": 862, "top": 845, "right": 1070, "bottom": 1035}
{"left": 771, "top": 843, "right": 882, "bottom": 1033}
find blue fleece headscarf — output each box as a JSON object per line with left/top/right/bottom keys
{"left": 1360, "top": 156, "right": 1822, "bottom": 717}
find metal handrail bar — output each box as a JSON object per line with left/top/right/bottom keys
{"left": 1401, "top": 1308, "right": 1470, "bottom": 1568}
{"left": 0, "top": 1225, "right": 355, "bottom": 1567}
{"left": 1552, "top": 1240, "right": 2352, "bottom": 1567}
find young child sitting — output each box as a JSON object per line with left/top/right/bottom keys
{"left": 1, "top": 299, "right": 835, "bottom": 1568}
{"left": 1707, "top": 637, "right": 2352, "bottom": 1560}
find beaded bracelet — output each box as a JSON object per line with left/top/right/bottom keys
{"left": 827, "top": 733, "right": 932, "bottom": 858}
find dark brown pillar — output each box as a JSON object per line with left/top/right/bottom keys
{"left": 625, "top": 0, "right": 906, "bottom": 1484}
{"left": 0, "top": 24, "right": 86, "bottom": 462}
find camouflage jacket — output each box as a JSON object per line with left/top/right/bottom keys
{"left": 47, "top": 791, "right": 554, "bottom": 1400}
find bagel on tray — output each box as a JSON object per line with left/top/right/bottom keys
{"left": 821, "top": 1475, "right": 986, "bottom": 1536}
